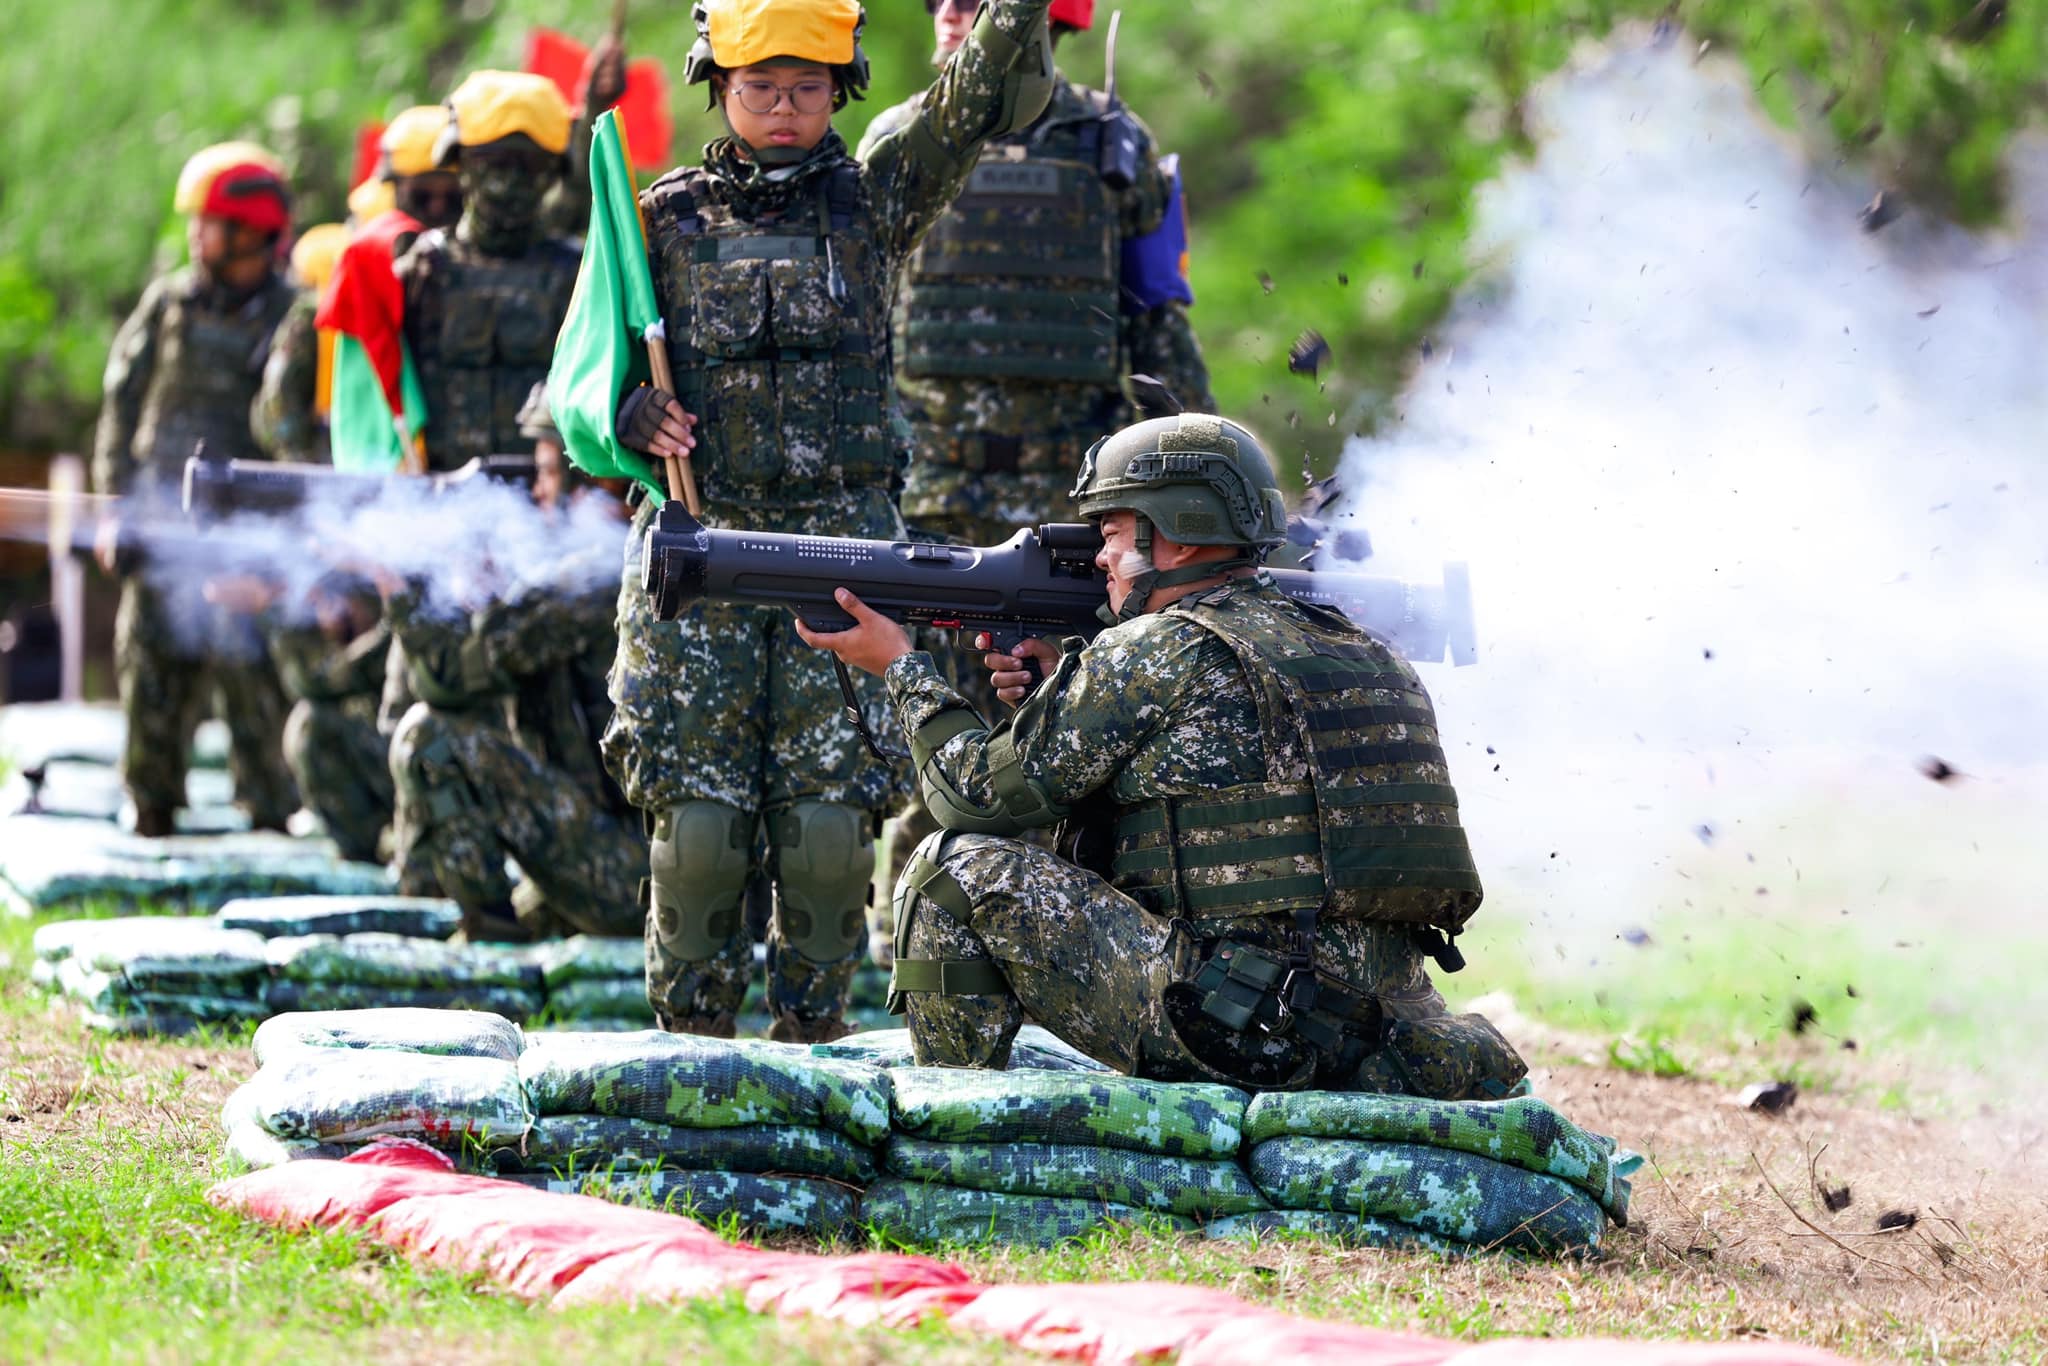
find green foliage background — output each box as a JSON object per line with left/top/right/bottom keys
{"left": 0, "top": 0, "right": 2039, "bottom": 475}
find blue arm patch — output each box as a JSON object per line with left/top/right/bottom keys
{"left": 1120, "top": 153, "right": 1194, "bottom": 313}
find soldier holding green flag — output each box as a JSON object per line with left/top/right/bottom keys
{"left": 551, "top": 0, "right": 1061, "bottom": 1041}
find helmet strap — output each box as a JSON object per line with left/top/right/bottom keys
{"left": 1098, "top": 516, "right": 1256, "bottom": 625}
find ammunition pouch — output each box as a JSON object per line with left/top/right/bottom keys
{"left": 1166, "top": 938, "right": 1384, "bottom": 1063}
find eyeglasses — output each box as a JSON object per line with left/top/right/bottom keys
{"left": 731, "top": 79, "right": 836, "bottom": 115}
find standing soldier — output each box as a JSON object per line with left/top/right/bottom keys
{"left": 593, "top": 0, "right": 1060, "bottom": 1041}
{"left": 858, "top": 0, "right": 1217, "bottom": 937}
{"left": 398, "top": 72, "right": 582, "bottom": 472}
{"left": 251, "top": 222, "right": 347, "bottom": 464}
{"left": 92, "top": 143, "right": 300, "bottom": 837}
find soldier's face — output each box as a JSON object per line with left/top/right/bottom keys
{"left": 458, "top": 148, "right": 555, "bottom": 249}
{"left": 721, "top": 62, "right": 836, "bottom": 158}
{"left": 1097, "top": 511, "right": 1152, "bottom": 612}
{"left": 395, "top": 171, "right": 463, "bottom": 230}
{"left": 931, "top": 0, "right": 975, "bottom": 60}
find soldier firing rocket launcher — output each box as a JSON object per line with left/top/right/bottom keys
{"left": 640, "top": 502, "right": 1479, "bottom": 666}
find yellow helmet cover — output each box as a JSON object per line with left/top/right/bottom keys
{"left": 702, "top": 0, "right": 862, "bottom": 70}
{"left": 443, "top": 70, "right": 573, "bottom": 156}
{"left": 380, "top": 104, "right": 451, "bottom": 178}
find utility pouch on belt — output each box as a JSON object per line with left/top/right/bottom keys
{"left": 1170, "top": 939, "right": 1381, "bottom": 1057}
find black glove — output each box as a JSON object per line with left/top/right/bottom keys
{"left": 616, "top": 385, "right": 679, "bottom": 455}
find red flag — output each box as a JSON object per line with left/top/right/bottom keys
{"left": 350, "top": 122, "right": 386, "bottom": 190}
{"left": 315, "top": 208, "right": 420, "bottom": 413}
{"left": 523, "top": 28, "right": 672, "bottom": 170}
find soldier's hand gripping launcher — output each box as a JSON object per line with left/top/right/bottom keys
{"left": 640, "top": 502, "right": 1479, "bottom": 666}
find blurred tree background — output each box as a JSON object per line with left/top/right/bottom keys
{"left": 0, "top": 0, "right": 2040, "bottom": 481}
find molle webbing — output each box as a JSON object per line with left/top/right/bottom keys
{"left": 898, "top": 150, "right": 1120, "bottom": 387}
{"left": 1109, "top": 591, "right": 1483, "bottom": 931}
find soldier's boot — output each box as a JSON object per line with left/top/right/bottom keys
{"left": 460, "top": 898, "right": 531, "bottom": 944}
{"left": 133, "top": 806, "right": 178, "bottom": 839}
{"left": 647, "top": 801, "right": 756, "bottom": 1037}
{"left": 764, "top": 801, "right": 874, "bottom": 1042}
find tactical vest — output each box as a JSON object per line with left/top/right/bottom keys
{"left": 134, "top": 273, "right": 294, "bottom": 477}
{"left": 1106, "top": 583, "right": 1483, "bottom": 933}
{"left": 407, "top": 232, "right": 581, "bottom": 472}
{"left": 643, "top": 163, "right": 897, "bottom": 507}
{"left": 895, "top": 109, "right": 1123, "bottom": 394}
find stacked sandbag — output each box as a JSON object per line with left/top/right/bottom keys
{"left": 529, "top": 936, "right": 653, "bottom": 1029}
{"left": 263, "top": 933, "right": 545, "bottom": 1018}
{"left": 219, "top": 895, "right": 462, "bottom": 941}
{"left": 33, "top": 916, "right": 270, "bottom": 1032}
{"left": 0, "top": 815, "right": 393, "bottom": 915}
{"left": 224, "top": 1009, "right": 532, "bottom": 1168}
{"left": 511, "top": 1031, "right": 888, "bottom": 1235}
{"left": 1225, "top": 1092, "right": 1637, "bottom": 1255}
{"left": 812, "top": 1025, "right": 1111, "bottom": 1074}
{"left": 871, "top": 1070, "right": 1266, "bottom": 1247}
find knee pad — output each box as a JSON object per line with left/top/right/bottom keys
{"left": 649, "top": 801, "right": 754, "bottom": 961}
{"left": 769, "top": 801, "right": 875, "bottom": 963}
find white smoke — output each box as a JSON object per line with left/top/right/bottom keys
{"left": 1333, "top": 31, "right": 2048, "bottom": 954}
{"left": 134, "top": 473, "right": 627, "bottom": 642}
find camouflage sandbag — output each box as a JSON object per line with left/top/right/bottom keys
{"left": 1242, "top": 1093, "right": 1636, "bottom": 1223}
{"left": 887, "top": 1069, "right": 1246, "bottom": 1159}
{"left": 1204, "top": 1208, "right": 1466, "bottom": 1255}
{"left": 495, "top": 1115, "right": 878, "bottom": 1184}
{"left": 53, "top": 957, "right": 267, "bottom": 1024}
{"left": 518, "top": 1032, "right": 891, "bottom": 1145}
{"left": 500, "top": 1168, "right": 858, "bottom": 1236}
{"left": 885, "top": 1138, "right": 1268, "bottom": 1218}
{"left": 252, "top": 1008, "right": 525, "bottom": 1066}
{"left": 544, "top": 977, "right": 656, "bottom": 1022}
{"left": 0, "top": 815, "right": 393, "bottom": 913}
{"left": 862, "top": 1178, "right": 1195, "bottom": 1249}
{"left": 528, "top": 935, "right": 644, "bottom": 988}
{"left": 267, "top": 934, "right": 544, "bottom": 991}
{"left": 230, "top": 1049, "right": 532, "bottom": 1144}
{"left": 64, "top": 918, "right": 270, "bottom": 984}
{"left": 218, "top": 895, "right": 462, "bottom": 941}
{"left": 813, "top": 1025, "right": 1110, "bottom": 1074}
{"left": 264, "top": 982, "right": 545, "bottom": 1019}
{"left": 1246, "top": 1138, "right": 1608, "bottom": 1255}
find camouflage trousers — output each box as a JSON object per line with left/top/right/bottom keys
{"left": 283, "top": 695, "right": 393, "bottom": 864}
{"left": 605, "top": 498, "right": 906, "bottom": 1036}
{"left": 878, "top": 499, "right": 1068, "bottom": 949}
{"left": 390, "top": 701, "right": 643, "bottom": 939}
{"left": 894, "top": 831, "right": 1514, "bottom": 1094}
{"left": 115, "top": 578, "right": 297, "bottom": 827}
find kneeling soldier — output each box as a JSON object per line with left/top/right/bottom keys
{"left": 800, "top": 415, "right": 1526, "bottom": 1097}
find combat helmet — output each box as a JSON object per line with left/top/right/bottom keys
{"left": 1071, "top": 413, "right": 1288, "bottom": 622}
{"left": 174, "top": 142, "right": 292, "bottom": 237}
{"left": 432, "top": 71, "right": 574, "bottom": 167}
{"left": 686, "top": 0, "right": 871, "bottom": 122}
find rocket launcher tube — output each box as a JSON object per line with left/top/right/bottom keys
{"left": 640, "top": 502, "right": 1478, "bottom": 666}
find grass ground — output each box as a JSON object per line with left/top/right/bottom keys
{"left": 4, "top": 891, "right": 2044, "bottom": 1365}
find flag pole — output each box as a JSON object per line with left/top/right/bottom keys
{"left": 642, "top": 323, "right": 700, "bottom": 516}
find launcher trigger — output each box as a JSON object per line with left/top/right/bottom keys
{"left": 980, "top": 627, "right": 1047, "bottom": 686}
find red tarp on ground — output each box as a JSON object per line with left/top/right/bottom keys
{"left": 207, "top": 1141, "right": 1856, "bottom": 1366}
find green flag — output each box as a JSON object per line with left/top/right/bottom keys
{"left": 551, "top": 108, "right": 664, "bottom": 502}
{"left": 329, "top": 335, "right": 428, "bottom": 473}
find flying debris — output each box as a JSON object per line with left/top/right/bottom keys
{"left": 1859, "top": 190, "right": 1903, "bottom": 233}
{"left": 1737, "top": 1080, "right": 1798, "bottom": 1115}
{"left": 1257, "top": 270, "right": 1275, "bottom": 295}
{"left": 1288, "top": 328, "right": 1332, "bottom": 378}
{"left": 1918, "top": 756, "right": 1960, "bottom": 784}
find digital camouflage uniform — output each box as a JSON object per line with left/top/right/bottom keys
{"left": 876, "top": 413, "right": 1520, "bottom": 1095}
{"left": 396, "top": 168, "right": 581, "bottom": 473}
{"left": 884, "top": 574, "right": 1524, "bottom": 1097}
{"left": 251, "top": 291, "right": 329, "bottom": 463}
{"left": 604, "top": 0, "right": 1062, "bottom": 1040}
{"left": 91, "top": 265, "right": 300, "bottom": 829}
{"left": 859, "top": 74, "right": 1218, "bottom": 917}
{"left": 387, "top": 544, "right": 643, "bottom": 940}
{"left": 859, "top": 74, "right": 1215, "bottom": 545}
{"left": 267, "top": 603, "right": 393, "bottom": 863}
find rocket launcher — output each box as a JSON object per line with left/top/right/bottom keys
{"left": 640, "top": 502, "right": 1478, "bottom": 667}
